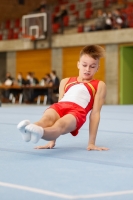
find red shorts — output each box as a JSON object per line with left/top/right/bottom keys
{"left": 49, "top": 102, "right": 87, "bottom": 136}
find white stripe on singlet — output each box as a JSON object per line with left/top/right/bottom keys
{"left": 59, "top": 83, "right": 90, "bottom": 108}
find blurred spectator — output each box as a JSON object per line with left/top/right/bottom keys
{"left": 25, "top": 72, "right": 32, "bottom": 85}
{"left": 39, "top": 1, "right": 48, "bottom": 38}
{"left": 34, "top": 0, "right": 48, "bottom": 13}
{"left": 28, "top": 73, "right": 52, "bottom": 103}
{"left": 39, "top": 0, "right": 47, "bottom": 10}
{"left": 25, "top": 72, "right": 39, "bottom": 86}
{"left": 45, "top": 73, "right": 53, "bottom": 86}
{"left": 32, "top": 72, "right": 39, "bottom": 85}
{"left": 95, "top": 9, "right": 106, "bottom": 31}
{"left": 77, "top": 23, "right": 84, "bottom": 33}
{"left": 39, "top": 73, "right": 53, "bottom": 88}
{"left": 105, "top": 11, "right": 113, "bottom": 30}
{"left": 8, "top": 72, "right": 26, "bottom": 102}
{"left": 17, "top": 72, "right": 26, "bottom": 86}
{"left": 4, "top": 72, "right": 14, "bottom": 86}
{"left": 53, "top": 5, "right": 68, "bottom": 34}
{"left": 89, "top": 24, "right": 96, "bottom": 32}
{"left": 47, "top": 70, "right": 60, "bottom": 104}
{"left": 2, "top": 72, "right": 14, "bottom": 102}
{"left": 112, "top": 9, "right": 123, "bottom": 29}
{"left": 50, "top": 70, "right": 60, "bottom": 94}
{"left": 23, "top": 72, "right": 39, "bottom": 103}
{"left": 121, "top": 11, "right": 128, "bottom": 28}
{"left": 29, "top": 1, "right": 48, "bottom": 39}
{"left": 39, "top": 77, "right": 46, "bottom": 86}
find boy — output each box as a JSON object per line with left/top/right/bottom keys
{"left": 17, "top": 45, "right": 109, "bottom": 151}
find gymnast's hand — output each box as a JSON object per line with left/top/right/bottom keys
{"left": 87, "top": 144, "right": 109, "bottom": 151}
{"left": 34, "top": 141, "right": 56, "bottom": 149}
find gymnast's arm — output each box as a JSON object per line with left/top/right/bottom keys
{"left": 58, "top": 78, "right": 69, "bottom": 101}
{"left": 87, "top": 81, "right": 109, "bottom": 151}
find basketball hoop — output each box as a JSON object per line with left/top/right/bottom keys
{"left": 22, "top": 12, "right": 47, "bottom": 40}
{"left": 21, "top": 12, "right": 47, "bottom": 48}
{"left": 22, "top": 34, "right": 36, "bottom": 41}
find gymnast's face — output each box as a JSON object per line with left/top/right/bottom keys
{"left": 77, "top": 54, "right": 99, "bottom": 82}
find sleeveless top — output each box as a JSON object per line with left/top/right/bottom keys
{"left": 59, "top": 77, "right": 100, "bottom": 114}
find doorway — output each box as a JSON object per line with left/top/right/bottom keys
{"left": 120, "top": 46, "right": 133, "bottom": 104}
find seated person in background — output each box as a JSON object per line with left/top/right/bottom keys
{"left": 112, "top": 9, "right": 123, "bottom": 29}
{"left": 39, "top": 77, "right": 46, "bottom": 86}
{"left": 28, "top": 73, "right": 51, "bottom": 103}
{"left": 23, "top": 72, "right": 39, "bottom": 103}
{"left": 17, "top": 72, "right": 26, "bottom": 86}
{"left": 50, "top": 70, "right": 60, "bottom": 93}
{"left": 34, "top": 0, "right": 48, "bottom": 13}
{"left": 95, "top": 9, "right": 106, "bottom": 31}
{"left": 39, "top": 73, "right": 53, "bottom": 86}
{"left": 105, "top": 11, "right": 113, "bottom": 30}
{"left": 53, "top": 5, "right": 68, "bottom": 34}
{"left": 32, "top": 72, "right": 39, "bottom": 85}
{"left": 2, "top": 72, "right": 14, "bottom": 101}
{"left": 89, "top": 24, "right": 96, "bottom": 32}
{"left": 45, "top": 73, "right": 53, "bottom": 86}
{"left": 25, "top": 72, "right": 32, "bottom": 86}
{"left": 4, "top": 72, "right": 14, "bottom": 86}
{"left": 8, "top": 72, "right": 26, "bottom": 102}
{"left": 50, "top": 70, "right": 60, "bottom": 103}
{"left": 47, "top": 71, "right": 60, "bottom": 104}
{"left": 77, "top": 23, "right": 84, "bottom": 33}
{"left": 25, "top": 72, "right": 39, "bottom": 86}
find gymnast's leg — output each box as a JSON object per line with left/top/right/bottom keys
{"left": 25, "top": 114, "right": 77, "bottom": 143}
{"left": 17, "top": 108, "right": 60, "bottom": 142}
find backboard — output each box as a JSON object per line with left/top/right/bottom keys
{"left": 22, "top": 12, "right": 47, "bottom": 40}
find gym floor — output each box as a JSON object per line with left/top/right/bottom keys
{"left": 0, "top": 104, "right": 133, "bottom": 200}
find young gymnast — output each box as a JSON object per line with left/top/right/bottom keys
{"left": 17, "top": 45, "right": 109, "bottom": 151}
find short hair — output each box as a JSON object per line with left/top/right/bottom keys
{"left": 79, "top": 45, "right": 105, "bottom": 60}
{"left": 51, "top": 70, "right": 56, "bottom": 75}
{"left": 46, "top": 73, "right": 51, "bottom": 78}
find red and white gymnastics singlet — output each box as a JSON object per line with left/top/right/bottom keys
{"left": 59, "top": 77, "right": 100, "bottom": 114}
